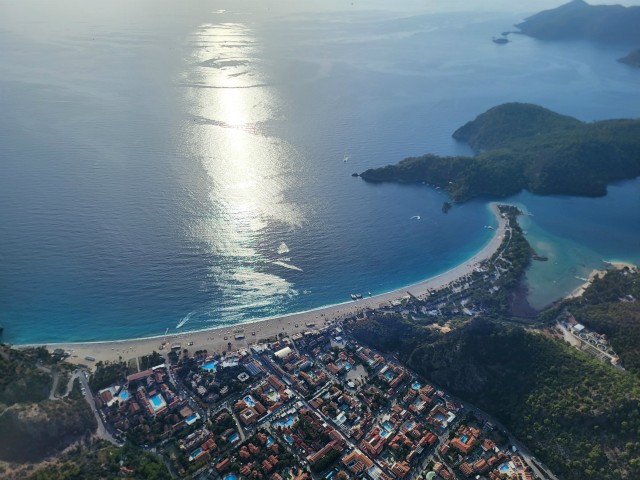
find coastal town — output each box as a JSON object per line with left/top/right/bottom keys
{"left": 4, "top": 207, "right": 638, "bottom": 480}
{"left": 83, "top": 315, "right": 543, "bottom": 480}
{"left": 11, "top": 205, "right": 551, "bottom": 479}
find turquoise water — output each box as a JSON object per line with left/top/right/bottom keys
{"left": 119, "top": 390, "right": 129, "bottom": 401}
{"left": 278, "top": 414, "right": 296, "bottom": 427}
{"left": 499, "top": 464, "right": 510, "bottom": 472}
{"left": 228, "top": 433, "right": 239, "bottom": 443}
{"left": 510, "top": 180, "right": 640, "bottom": 309}
{"left": 275, "top": 414, "right": 297, "bottom": 429}
{"left": 412, "top": 381, "right": 421, "bottom": 390}
{"left": 434, "top": 412, "right": 447, "bottom": 422}
{"left": 202, "top": 360, "right": 217, "bottom": 371}
{"left": 223, "top": 475, "right": 237, "bottom": 480}
{"left": 461, "top": 434, "right": 469, "bottom": 443}
{"left": 243, "top": 395, "right": 256, "bottom": 407}
{"left": 150, "top": 394, "right": 165, "bottom": 410}
{"left": 1, "top": 0, "right": 639, "bottom": 343}
{"left": 189, "top": 448, "right": 203, "bottom": 461}
{"left": 380, "top": 421, "right": 394, "bottom": 437}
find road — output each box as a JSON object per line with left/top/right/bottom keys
{"left": 75, "top": 371, "right": 122, "bottom": 446}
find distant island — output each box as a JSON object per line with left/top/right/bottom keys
{"left": 619, "top": 48, "right": 640, "bottom": 68}
{"left": 359, "top": 103, "right": 640, "bottom": 202}
{"left": 516, "top": 0, "right": 640, "bottom": 44}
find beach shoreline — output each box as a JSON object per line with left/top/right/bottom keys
{"left": 17, "top": 203, "right": 507, "bottom": 365}
{"left": 565, "top": 261, "right": 638, "bottom": 300}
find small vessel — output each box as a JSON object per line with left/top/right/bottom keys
{"left": 350, "top": 294, "right": 357, "bottom": 300}
{"left": 484, "top": 225, "right": 494, "bottom": 230}
{"left": 355, "top": 293, "right": 363, "bottom": 299}
{"left": 368, "top": 291, "right": 372, "bottom": 296}
{"left": 410, "top": 215, "right": 421, "bottom": 220}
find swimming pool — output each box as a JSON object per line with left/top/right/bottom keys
{"left": 223, "top": 475, "right": 238, "bottom": 480}
{"left": 229, "top": 433, "right": 239, "bottom": 443}
{"left": 243, "top": 395, "right": 256, "bottom": 407}
{"left": 460, "top": 434, "right": 468, "bottom": 443}
{"left": 149, "top": 393, "right": 166, "bottom": 412}
{"left": 189, "top": 447, "right": 203, "bottom": 461}
{"left": 266, "top": 436, "right": 274, "bottom": 447}
{"left": 276, "top": 414, "right": 297, "bottom": 428}
{"left": 344, "top": 362, "right": 352, "bottom": 371}
{"left": 202, "top": 360, "right": 216, "bottom": 371}
{"left": 384, "top": 370, "right": 395, "bottom": 381}
{"left": 119, "top": 390, "right": 129, "bottom": 401}
{"left": 284, "top": 434, "right": 294, "bottom": 444}
{"left": 499, "top": 464, "right": 510, "bottom": 472}
{"left": 379, "top": 421, "right": 393, "bottom": 438}
{"left": 412, "top": 381, "right": 421, "bottom": 390}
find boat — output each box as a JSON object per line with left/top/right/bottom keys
{"left": 368, "top": 291, "right": 372, "bottom": 296}
{"left": 355, "top": 293, "right": 363, "bottom": 299}
{"left": 484, "top": 225, "right": 494, "bottom": 229}
{"left": 350, "top": 294, "right": 357, "bottom": 300}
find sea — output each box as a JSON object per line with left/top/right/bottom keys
{"left": 1, "top": 0, "right": 639, "bottom": 344}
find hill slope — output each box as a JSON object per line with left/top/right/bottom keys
{"left": 351, "top": 315, "right": 640, "bottom": 480}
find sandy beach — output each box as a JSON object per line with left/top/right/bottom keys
{"left": 25, "top": 204, "right": 507, "bottom": 367}
{"left": 565, "top": 261, "right": 638, "bottom": 300}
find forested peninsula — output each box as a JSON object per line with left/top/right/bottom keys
{"left": 359, "top": 103, "right": 640, "bottom": 202}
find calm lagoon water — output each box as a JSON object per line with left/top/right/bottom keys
{"left": 1, "top": 0, "right": 639, "bottom": 343}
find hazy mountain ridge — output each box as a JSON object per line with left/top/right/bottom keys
{"left": 618, "top": 48, "right": 640, "bottom": 67}
{"left": 516, "top": 0, "right": 640, "bottom": 44}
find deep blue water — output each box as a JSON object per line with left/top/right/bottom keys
{"left": 1, "top": 0, "right": 639, "bottom": 343}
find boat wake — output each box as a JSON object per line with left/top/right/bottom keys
{"left": 410, "top": 215, "right": 421, "bottom": 220}
{"left": 272, "top": 261, "right": 304, "bottom": 272}
{"left": 176, "top": 311, "right": 195, "bottom": 329}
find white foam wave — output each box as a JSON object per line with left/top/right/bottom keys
{"left": 272, "top": 261, "right": 303, "bottom": 272}
{"left": 176, "top": 311, "right": 195, "bottom": 329}
{"left": 277, "top": 242, "right": 290, "bottom": 254}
